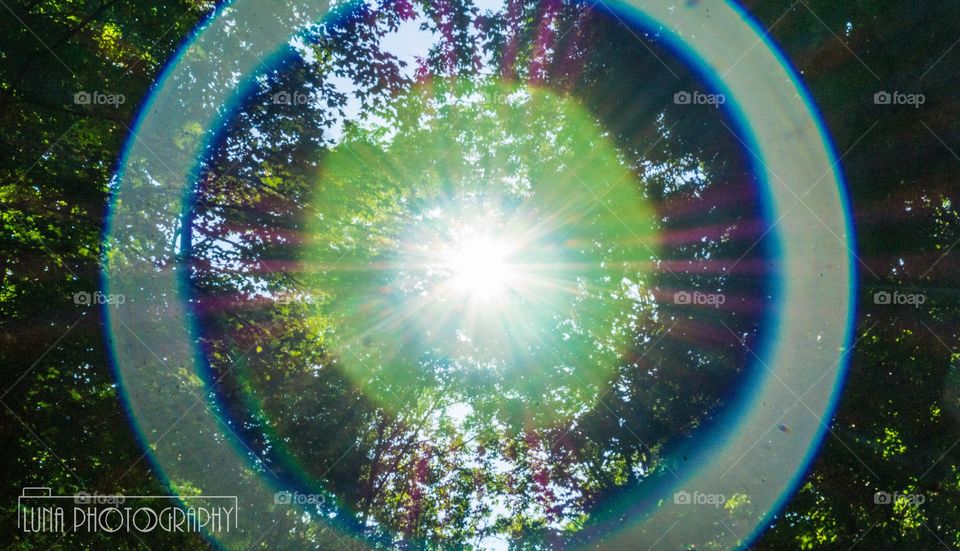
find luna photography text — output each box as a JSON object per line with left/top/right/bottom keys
{"left": 17, "top": 489, "right": 238, "bottom": 534}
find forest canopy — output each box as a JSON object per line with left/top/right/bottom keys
{"left": 1, "top": 0, "right": 959, "bottom": 549}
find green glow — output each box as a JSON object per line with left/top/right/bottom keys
{"left": 302, "top": 77, "right": 659, "bottom": 424}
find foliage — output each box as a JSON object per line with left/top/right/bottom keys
{"left": 1, "top": 0, "right": 958, "bottom": 549}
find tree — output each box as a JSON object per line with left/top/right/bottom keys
{"left": 1, "top": 0, "right": 958, "bottom": 549}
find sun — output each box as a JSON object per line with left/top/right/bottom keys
{"left": 442, "top": 233, "right": 518, "bottom": 302}
{"left": 301, "top": 78, "right": 660, "bottom": 413}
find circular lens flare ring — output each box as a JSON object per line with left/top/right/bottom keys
{"left": 104, "top": 1, "right": 854, "bottom": 550}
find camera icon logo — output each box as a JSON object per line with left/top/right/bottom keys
{"left": 73, "top": 291, "right": 92, "bottom": 305}
{"left": 673, "top": 491, "right": 691, "bottom": 504}
{"left": 873, "top": 291, "right": 891, "bottom": 305}
{"left": 274, "top": 491, "right": 293, "bottom": 504}
{"left": 874, "top": 91, "right": 892, "bottom": 105}
{"left": 272, "top": 90, "right": 309, "bottom": 106}
{"left": 673, "top": 91, "right": 692, "bottom": 105}
{"left": 874, "top": 491, "right": 892, "bottom": 505}
{"left": 673, "top": 291, "right": 692, "bottom": 305}
{"left": 74, "top": 91, "right": 92, "bottom": 105}
{"left": 74, "top": 491, "right": 91, "bottom": 504}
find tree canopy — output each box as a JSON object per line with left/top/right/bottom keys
{"left": 1, "top": 0, "right": 958, "bottom": 549}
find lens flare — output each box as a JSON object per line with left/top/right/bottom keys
{"left": 442, "top": 231, "right": 516, "bottom": 302}
{"left": 300, "top": 78, "right": 659, "bottom": 417}
{"left": 104, "top": 0, "right": 854, "bottom": 549}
